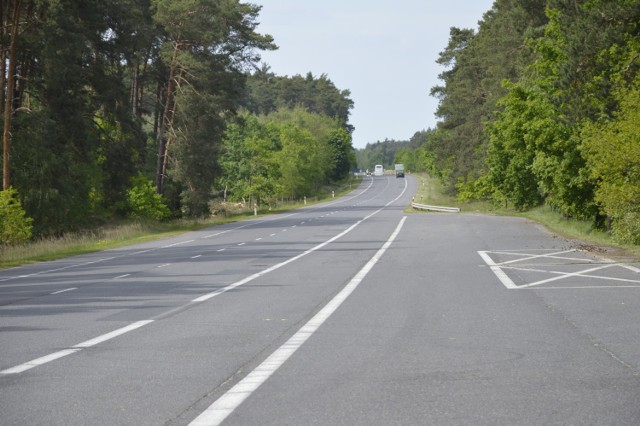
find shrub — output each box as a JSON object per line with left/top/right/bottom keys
{"left": 611, "top": 211, "right": 640, "bottom": 245}
{"left": 127, "top": 174, "right": 171, "bottom": 221}
{"left": 0, "top": 187, "right": 34, "bottom": 245}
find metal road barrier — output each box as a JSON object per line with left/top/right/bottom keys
{"left": 411, "top": 202, "right": 461, "bottom": 213}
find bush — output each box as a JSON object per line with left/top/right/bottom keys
{"left": 127, "top": 174, "right": 171, "bottom": 221}
{"left": 611, "top": 211, "right": 640, "bottom": 245}
{"left": 0, "top": 187, "right": 34, "bottom": 245}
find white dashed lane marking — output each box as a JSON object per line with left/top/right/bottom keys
{"left": 51, "top": 288, "right": 77, "bottom": 295}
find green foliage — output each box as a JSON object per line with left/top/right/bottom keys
{"left": 220, "top": 108, "right": 351, "bottom": 205}
{"left": 327, "top": 128, "right": 355, "bottom": 181}
{"left": 170, "top": 90, "right": 227, "bottom": 217}
{"left": 583, "top": 78, "right": 640, "bottom": 244}
{"left": 94, "top": 114, "right": 145, "bottom": 211}
{"left": 242, "top": 69, "right": 354, "bottom": 132}
{"left": 278, "top": 124, "right": 319, "bottom": 198}
{"left": 456, "top": 175, "right": 492, "bottom": 203}
{"left": 356, "top": 139, "right": 410, "bottom": 171}
{"left": 152, "top": 0, "right": 276, "bottom": 215}
{"left": 1, "top": 0, "right": 279, "bottom": 231}
{"left": 393, "top": 145, "right": 430, "bottom": 174}
{"left": 484, "top": 83, "right": 546, "bottom": 210}
{"left": 437, "top": 0, "right": 640, "bottom": 232}
{"left": 220, "top": 114, "right": 282, "bottom": 206}
{"left": 127, "top": 174, "right": 171, "bottom": 221}
{"left": 357, "top": 131, "right": 433, "bottom": 176}
{"left": 0, "top": 187, "right": 33, "bottom": 245}
{"left": 429, "top": 0, "right": 549, "bottom": 191}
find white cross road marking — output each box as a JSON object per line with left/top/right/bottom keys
{"left": 489, "top": 249, "right": 594, "bottom": 266}
{"left": 479, "top": 249, "right": 640, "bottom": 289}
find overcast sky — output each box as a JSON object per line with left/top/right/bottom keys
{"left": 251, "top": 1, "right": 496, "bottom": 148}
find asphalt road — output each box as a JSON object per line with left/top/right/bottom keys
{"left": 2, "top": 175, "right": 640, "bottom": 425}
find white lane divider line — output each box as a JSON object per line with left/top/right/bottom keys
{"left": 162, "top": 240, "right": 195, "bottom": 248}
{"left": 0, "top": 257, "right": 117, "bottom": 283}
{"left": 200, "top": 212, "right": 300, "bottom": 240}
{"left": 157, "top": 263, "right": 171, "bottom": 268}
{"left": 202, "top": 231, "right": 226, "bottom": 239}
{"left": 1, "top": 320, "right": 154, "bottom": 375}
{"left": 73, "top": 320, "right": 154, "bottom": 348}
{"left": 255, "top": 238, "right": 262, "bottom": 241}
{"left": 217, "top": 249, "right": 226, "bottom": 252}
{"left": 0, "top": 205, "right": 324, "bottom": 284}
{"left": 114, "top": 274, "right": 131, "bottom": 280}
{"left": 191, "top": 255, "right": 202, "bottom": 259}
{"left": 189, "top": 217, "right": 407, "bottom": 426}
{"left": 191, "top": 180, "right": 407, "bottom": 306}
{"left": 0, "top": 349, "right": 82, "bottom": 374}
{"left": 237, "top": 243, "right": 246, "bottom": 246}
{"left": 0, "top": 178, "right": 407, "bottom": 377}
{"left": 51, "top": 287, "right": 77, "bottom": 295}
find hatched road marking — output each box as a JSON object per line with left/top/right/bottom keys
{"left": 479, "top": 249, "right": 640, "bottom": 289}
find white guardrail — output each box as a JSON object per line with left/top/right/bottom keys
{"left": 411, "top": 201, "right": 461, "bottom": 213}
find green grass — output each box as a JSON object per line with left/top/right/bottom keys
{"left": 409, "top": 173, "right": 640, "bottom": 261}
{"left": 0, "top": 220, "right": 214, "bottom": 269}
{"left": 5, "top": 174, "right": 637, "bottom": 268}
{"left": 0, "top": 177, "right": 361, "bottom": 269}
{"left": 409, "top": 174, "right": 497, "bottom": 213}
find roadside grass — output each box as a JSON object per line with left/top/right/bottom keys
{"left": 0, "top": 177, "right": 361, "bottom": 269}
{"left": 6, "top": 174, "right": 637, "bottom": 268}
{"left": 0, "top": 220, "right": 214, "bottom": 269}
{"left": 409, "top": 173, "right": 640, "bottom": 260}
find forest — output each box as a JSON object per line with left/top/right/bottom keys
{"left": 367, "top": 0, "right": 639, "bottom": 245}
{"left": 0, "top": 0, "right": 355, "bottom": 244}
{"left": 3, "top": 0, "right": 640, "bottom": 247}
{"left": 355, "top": 131, "right": 431, "bottom": 174}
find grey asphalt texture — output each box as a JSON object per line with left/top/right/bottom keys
{"left": 1, "top": 175, "right": 640, "bottom": 425}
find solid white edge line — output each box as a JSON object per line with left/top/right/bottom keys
{"left": 191, "top": 179, "right": 408, "bottom": 305}
{"left": 189, "top": 216, "right": 407, "bottom": 426}
{"left": 0, "top": 178, "right": 374, "bottom": 283}
{"left": 0, "top": 177, "right": 404, "bottom": 375}
{"left": 192, "top": 220, "right": 362, "bottom": 303}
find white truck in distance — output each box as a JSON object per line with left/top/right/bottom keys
{"left": 374, "top": 165, "right": 384, "bottom": 176}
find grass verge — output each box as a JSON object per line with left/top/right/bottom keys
{"left": 409, "top": 173, "right": 640, "bottom": 261}
{"left": 0, "top": 177, "right": 361, "bottom": 269}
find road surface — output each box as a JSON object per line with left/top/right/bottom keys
{"left": 2, "top": 175, "right": 640, "bottom": 425}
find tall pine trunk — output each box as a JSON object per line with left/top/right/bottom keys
{"left": 2, "top": 0, "right": 20, "bottom": 190}
{"left": 155, "top": 41, "right": 180, "bottom": 194}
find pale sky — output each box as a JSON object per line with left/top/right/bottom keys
{"left": 251, "top": 1, "right": 496, "bottom": 148}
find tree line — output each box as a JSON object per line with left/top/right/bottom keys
{"left": 398, "top": 0, "right": 640, "bottom": 244}
{"left": 355, "top": 131, "right": 431, "bottom": 174}
{"left": 0, "top": 1, "right": 355, "bottom": 243}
